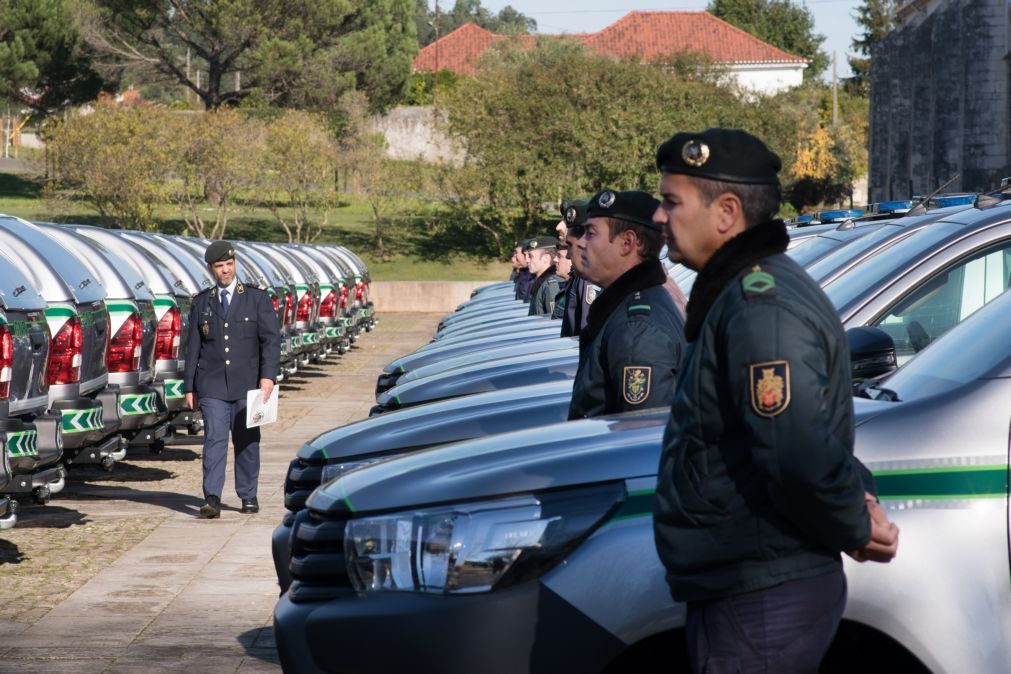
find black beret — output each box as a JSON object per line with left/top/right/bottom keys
{"left": 586, "top": 190, "right": 662, "bottom": 230}
{"left": 655, "top": 128, "right": 781, "bottom": 185}
{"left": 524, "top": 236, "right": 559, "bottom": 252}
{"left": 560, "top": 198, "right": 590, "bottom": 227}
{"left": 204, "top": 240, "right": 236, "bottom": 264}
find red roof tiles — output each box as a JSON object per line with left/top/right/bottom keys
{"left": 412, "top": 11, "right": 807, "bottom": 74}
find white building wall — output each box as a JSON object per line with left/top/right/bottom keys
{"left": 729, "top": 64, "right": 806, "bottom": 94}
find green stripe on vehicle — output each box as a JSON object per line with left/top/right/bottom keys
{"left": 106, "top": 301, "right": 138, "bottom": 313}
{"left": 61, "top": 407, "right": 104, "bottom": 434}
{"left": 120, "top": 392, "right": 158, "bottom": 416}
{"left": 605, "top": 465, "right": 1009, "bottom": 523}
{"left": 45, "top": 307, "right": 75, "bottom": 319}
{"left": 164, "top": 379, "right": 185, "bottom": 399}
{"left": 153, "top": 298, "right": 176, "bottom": 308}
{"left": 7, "top": 430, "right": 38, "bottom": 458}
{"left": 874, "top": 465, "right": 1007, "bottom": 500}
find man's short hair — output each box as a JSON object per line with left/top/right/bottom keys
{"left": 604, "top": 218, "right": 664, "bottom": 259}
{"left": 688, "top": 177, "right": 782, "bottom": 229}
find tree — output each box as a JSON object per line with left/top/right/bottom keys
{"left": 0, "top": 0, "right": 109, "bottom": 114}
{"left": 45, "top": 101, "right": 177, "bottom": 229}
{"left": 261, "top": 110, "right": 338, "bottom": 243}
{"left": 439, "top": 39, "right": 801, "bottom": 254}
{"left": 170, "top": 108, "right": 264, "bottom": 240}
{"left": 848, "top": 0, "right": 897, "bottom": 96}
{"left": 75, "top": 0, "right": 417, "bottom": 111}
{"left": 707, "top": 0, "right": 827, "bottom": 80}
{"left": 414, "top": 0, "right": 536, "bottom": 47}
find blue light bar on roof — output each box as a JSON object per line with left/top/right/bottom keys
{"left": 930, "top": 194, "right": 977, "bottom": 208}
{"left": 816, "top": 209, "right": 863, "bottom": 223}
{"left": 795, "top": 214, "right": 814, "bottom": 223}
{"left": 868, "top": 200, "right": 913, "bottom": 214}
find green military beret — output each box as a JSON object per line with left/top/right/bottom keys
{"left": 561, "top": 198, "right": 590, "bottom": 227}
{"left": 586, "top": 190, "right": 662, "bottom": 231}
{"left": 204, "top": 240, "right": 236, "bottom": 264}
{"left": 524, "top": 236, "right": 559, "bottom": 252}
{"left": 655, "top": 128, "right": 781, "bottom": 185}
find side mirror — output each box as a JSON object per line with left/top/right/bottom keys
{"left": 847, "top": 326, "right": 897, "bottom": 383}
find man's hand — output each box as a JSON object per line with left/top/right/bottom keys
{"left": 186, "top": 392, "right": 198, "bottom": 411}
{"left": 259, "top": 378, "right": 274, "bottom": 403}
{"left": 847, "top": 494, "right": 899, "bottom": 563}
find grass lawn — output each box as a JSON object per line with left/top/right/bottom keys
{"left": 0, "top": 172, "right": 510, "bottom": 282}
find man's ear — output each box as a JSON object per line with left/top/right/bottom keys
{"left": 713, "top": 192, "right": 744, "bottom": 234}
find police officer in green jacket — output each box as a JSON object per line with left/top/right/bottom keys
{"left": 526, "top": 236, "right": 566, "bottom": 316}
{"left": 567, "top": 190, "right": 685, "bottom": 420}
{"left": 650, "top": 129, "right": 899, "bottom": 673}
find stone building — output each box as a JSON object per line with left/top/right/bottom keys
{"left": 869, "top": 0, "right": 1009, "bottom": 200}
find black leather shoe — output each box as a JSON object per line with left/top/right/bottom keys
{"left": 199, "top": 495, "right": 221, "bottom": 519}
{"left": 241, "top": 497, "right": 259, "bottom": 514}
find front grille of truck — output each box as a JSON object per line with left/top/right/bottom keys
{"left": 287, "top": 508, "right": 352, "bottom": 602}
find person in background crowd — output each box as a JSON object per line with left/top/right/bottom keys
{"left": 527, "top": 236, "right": 566, "bottom": 316}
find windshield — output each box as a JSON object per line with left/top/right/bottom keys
{"left": 808, "top": 225, "right": 915, "bottom": 283}
{"left": 884, "top": 287, "right": 1011, "bottom": 401}
{"left": 823, "top": 221, "right": 966, "bottom": 313}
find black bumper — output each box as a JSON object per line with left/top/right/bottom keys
{"left": 272, "top": 515, "right": 295, "bottom": 594}
{"left": 273, "top": 581, "right": 624, "bottom": 674}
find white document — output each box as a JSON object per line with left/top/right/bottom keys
{"left": 246, "top": 386, "right": 279, "bottom": 427}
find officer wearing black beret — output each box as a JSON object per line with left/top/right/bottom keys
{"left": 185, "top": 240, "right": 281, "bottom": 518}
{"left": 650, "top": 129, "right": 899, "bottom": 672}
{"left": 525, "top": 236, "right": 566, "bottom": 316}
{"left": 552, "top": 199, "right": 601, "bottom": 337}
{"left": 567, "top": 190, "right": 685, "bottom": 419}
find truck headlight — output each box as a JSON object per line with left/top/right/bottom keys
{"left": 345, "top": 483, "right": 623, "bottom": 595}
{"left": 320, "top": 457, "right": 386, "bottom": 484}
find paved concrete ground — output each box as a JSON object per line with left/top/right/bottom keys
{"left": 0, "top": 313, "right": 442, "bottom": 673}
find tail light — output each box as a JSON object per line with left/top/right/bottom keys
{"left": 155, "top": 307, "right": 181, "bottom": 361}
{"left": 46, "top": 316, "right": 83, "bottom": 385}
{"left": 319, "top": 290, "right": 338, "bottom": 318}
{"left": 0, "top": 324, "right": 12, "bottom": 400}
{"left": 284, "top": 290, "right": 295, "bottom": 326}
{"left": 296, "top": 292, "right": 312, "bottom": 322}
{"left": 339, "top": 285, "right": 349, "bottom": 310}
{"left": 107, "top": 313, "right": 143, "bottom": 373}
{"left": 355, "top": 280, "right": 364, "bottom": 302}
{"left": 270, "top": 293, "right": 280, "bottom": 318}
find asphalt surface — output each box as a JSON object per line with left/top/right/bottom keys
{"left": 0, "top": 313, "right": 443, "bottom": 673}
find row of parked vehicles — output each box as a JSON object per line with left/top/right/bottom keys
{"left": 0, "top": 214, "right": 376, "bottom": 531}
{"left": 270, "top": 190, "right": 1011, "bottom": 673}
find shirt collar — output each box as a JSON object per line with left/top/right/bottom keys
{"left": 219, "top": 277, "right": 238, "bottom": 297}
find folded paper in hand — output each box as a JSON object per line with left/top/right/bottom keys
{"left": 246, "top": 386, "right": 279, "bottom": 427}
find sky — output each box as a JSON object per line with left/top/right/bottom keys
{"left": 460, "top": 0, "right": 863, "bottom": 79}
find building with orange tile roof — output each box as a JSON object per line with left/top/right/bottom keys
{"left": 413, "top": 11, "right": 808, "bottom": 94}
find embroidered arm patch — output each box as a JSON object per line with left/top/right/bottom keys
{"left": 623, "top": 366, "right": 652, "bottom": 404}
{"left": 749, "top": 360, "right": 790, "bottom": 417}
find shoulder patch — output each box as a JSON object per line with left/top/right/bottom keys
{"left": 584, "top": 285, "right": 599, "bottom": 305}
{"left": 742, "top": 264, "right": 776, "bottom": 298}
{"left": 749, "top": 360, "right": 790, "bottom": 417}
{"left": 622, "top": 366, "right": 652, "bottom": 405}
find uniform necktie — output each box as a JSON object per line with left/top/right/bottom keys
{"left": 221, "top": 289, "right": 229, "bottom": 314}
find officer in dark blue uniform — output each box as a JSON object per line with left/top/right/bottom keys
{"left": 552, "top": 199, "right": 601, "bottom": 337}
{"left": 184, "top": 241, "right": 281, "bottom": 518}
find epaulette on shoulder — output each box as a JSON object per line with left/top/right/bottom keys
{"left": 196, "top": 286, "right": 213, "bottom": 296}
{"left": 741, "top": 264, "right": 776, "bottom": 299}
{"left": 627, "top": 291, "right": 652, "bottom": 316}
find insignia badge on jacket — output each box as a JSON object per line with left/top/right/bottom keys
{"left": 201, "top": 321, "right": 210, "bottom": 337}
{"left": 749, "top": 360, "right": 790, "bottom": 417}
{"left": 742, "top": 265, "right": 776, "bottom": 297}
{"left": 585, "top": 285, "right": 599, "bottom": 304}
{"left": 622, "top": 366, "right": 652, "bottom": 405}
